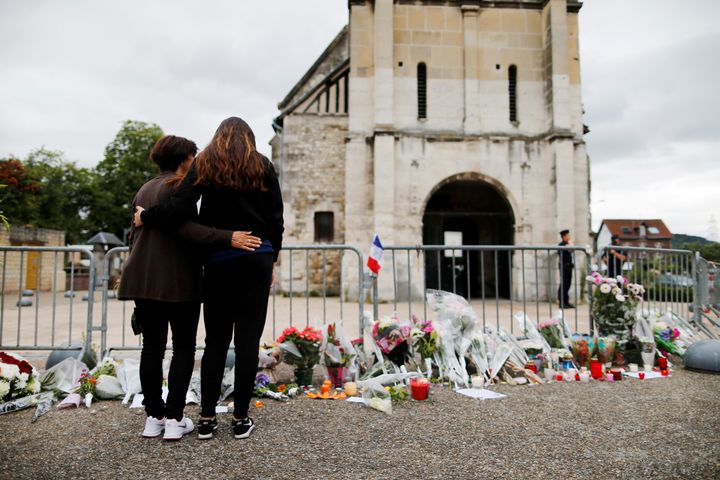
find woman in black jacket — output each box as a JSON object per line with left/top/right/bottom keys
{"left": 135, "top": 117, "right": 283, "bottom": 440}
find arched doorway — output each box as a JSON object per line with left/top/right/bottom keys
{"left": 422, "top": 177, "right": 515, "bottom": 298}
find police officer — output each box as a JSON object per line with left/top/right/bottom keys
{"left": 558, "top": 229, "right": 574, "bottom": 309}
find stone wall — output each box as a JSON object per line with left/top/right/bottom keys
{"left": 0, "top": 226, "right": 67, "bottom": 294}
{"left": 273, "top": 114, "right": 349, "bottom": 296}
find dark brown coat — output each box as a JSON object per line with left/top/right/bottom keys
{"left": 118, "top": 171, "right": 232, "bottom": 302}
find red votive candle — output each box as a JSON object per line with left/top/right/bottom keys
{"left": 590, "top": 360, "right": 603, "bottom": 379}
{"left": 410, "top": 379, "right": 429, "bottom": 401}
{"left": 611, "top": 369, "right": 622, "bottom": 381}
{"left": 639, "top": 372, "right": 645, "bottom": 380}
{"left": 658, "top": 357, "right": 668, "bottom": 370}
{"left": 661, "top": 369, "right": 669, "bottom": 377}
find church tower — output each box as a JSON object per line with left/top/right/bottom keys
{"left": 273, "top": 0, "right": 589, "bottom": 299}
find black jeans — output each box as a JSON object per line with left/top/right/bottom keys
{"left": 558, "top": 266, "right": 573, "bottom": 306}
{"left": 136, "top": 299, "right": 200, "bottom": 421}
{"left": 200, "top": 253, "right": 273, "bottom": 419}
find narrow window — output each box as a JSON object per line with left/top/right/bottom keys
{"left": 417, "top": 63, "right": 427, "bottom": 119}
{"left": 314, "top": 212, "right": 334, "bottom": 242}
{"left": 343, "top": 72, "right": 349, "bottom": 113}
{"left": 508, "top": 65, "right": 517, "bottom": 123}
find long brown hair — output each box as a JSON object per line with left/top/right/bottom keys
{"left": 194, "top": 116, "right": 267, "bottom": 190}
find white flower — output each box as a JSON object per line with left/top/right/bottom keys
{"left": 612, "top": 287, "right": 621, "bottom": 296}
{"left": 616, "top": 294, "right": 626, "bottom": 302}
{"left": 0, "top": 363, "right": 20, "bottom": 381}
{"left": 0, "top": 380, "right": 9, "bottom": 398}
{"left": 600, "top": 284, "right": 612, "bottom": 294}
{"left": 18, "top": 372, "right": 29, "bottom": 383}
{"left": 27, "top": 377, "right": 41, "bottom": 394}
{"left": 15, "top": 377, "right": 27, "bottom": 391}
{"left": 616, "top": 276, "right": 625, "bottom": 284}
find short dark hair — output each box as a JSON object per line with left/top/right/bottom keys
{"left": 150, "top": 135, "right": 198, "bottom": 172}
{"left": 559, "top": 229, "right": 570, "bottom": 237}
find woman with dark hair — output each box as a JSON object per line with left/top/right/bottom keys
{"left": 134, "top": 117, "right": 283, "bottom": 440}
{"left": 119, "top": 135, "right": 259, "bottom": 441}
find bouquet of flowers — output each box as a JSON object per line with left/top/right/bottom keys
{"left": 570, "top": 334, "right": 596, "bottom": 369}
{"left": 537, "top": 319, "right": 564, "bottom": 349}
{"left": 277, "top": 326, "right": 323, "bottom": 385}
{"left": 0, "top": 352, "right": 41, "bottom": 402}
{"left": 653, "top": 322, "right": 685, "bottom": 357}
{"left": 372, "top": 316, "right": 412, "bottom": 367}
{"left": 411, "top": 316, "right": 439, "bottom": 377}
{"left": 596, "top": 336, "right": 617, "bottom": 367}
{"left": 321, "top": 323, "right": 355, "bottom": 387}
{"left": 253, "top": 373, "right": 299, "bottom": 401}
{"left": 587, "top": 272, "right": 644, "bottom": 364}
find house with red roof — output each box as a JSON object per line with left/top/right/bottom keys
{"left": 597, "top": 219, "right": 673, "bottom": 251}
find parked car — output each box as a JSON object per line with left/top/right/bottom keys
{"left": 657, "top": 273, "right": 694, "bottom": 288}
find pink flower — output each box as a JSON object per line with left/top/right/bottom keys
{"left": 672, "top": 328, "right": 681, "bottom": 339}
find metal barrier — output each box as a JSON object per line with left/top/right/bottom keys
{"left": 100, "top": 245, "right": 365, "bottom": 355}
{"left": 0, "top": 246, "right": 96, "bottom": 354}
{"left": 373, "top": 245, "right": 593, "bottom": 335}
{"left": 598, "top": 245, "right": 697, "bottom": 321}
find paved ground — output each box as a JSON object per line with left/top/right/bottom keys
{"left": 1, "top": 364, "right": 718, "bottom": 479}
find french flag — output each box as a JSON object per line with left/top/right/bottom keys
{"left": 367, "top": 234, "right": 384, "bottom": 274}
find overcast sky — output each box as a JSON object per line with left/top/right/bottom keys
{"left": 1, "top": 0, "right": 718, "bottom": 239}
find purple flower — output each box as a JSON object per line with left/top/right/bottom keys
{"left": 660, "top": 329, "right": 671, "bottom": 341}
{"left": 255, "top": 373, "right": 271, "bottom": 387}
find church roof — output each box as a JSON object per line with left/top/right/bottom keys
{"left": 277, "top": 26, "right": 349, "bottom": 116}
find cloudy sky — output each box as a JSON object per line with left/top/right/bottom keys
{"left": 1, "top": 0, "right": 718, "bottom": 239}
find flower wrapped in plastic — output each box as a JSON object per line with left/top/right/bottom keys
{"left": 276, "top": 326, "right": 323, "bottom": 385}
{"left": 570, "top": 334, "right": 596, "bottom": 368}
{"left": 596, "top": 336, "right": 617, "bottom": 367}
{"left": 321, "top": 323, "right": 355, "bottom": 386}
{"left": 372, "top": 315, "right": 412, "bottom": 367}
{"left": 277, "top": 326, "right": 322, "bottom": 368}
{"left": 537, "top": 319, "right": 564, "bottom": 349}
{"left": 362, "top": 382, "right": 393, "bottom": 414}
{"left": 426, "top": 290, "right": 480, "bottom": 386}
{"left": 653, "top": 321, "right": 685, "bottom": 357}
{"left": 411, "top": 314, "right": 439, "bottom": 376}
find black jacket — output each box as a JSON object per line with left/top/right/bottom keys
{"left": 141, "top": 157, "right": 284, "bottom": 262}
{"left": 558, "top": 241, "right": 574, "bottom": 269}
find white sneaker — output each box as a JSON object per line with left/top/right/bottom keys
{"left": 163, "top": 416, "right": 194, "bottom": 441}
{"left": 142, "top": 416, "right": 166, "bottom": 438}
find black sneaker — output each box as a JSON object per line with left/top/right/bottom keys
{"left": 232, "top": 417, "right": 254, "bottom": 439}
{"left": 197, "top": 417, "right": 218, "bottom": 440}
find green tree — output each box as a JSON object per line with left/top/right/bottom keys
{"left": 87, "top": 120, "right": 164, "bottom": 239}
{"left": 24, "top": 148, "right": 96, "bottom": 243}
{"left": 0, "top": 157, "right": 39, "bottom": 225}
{"left": 0, "top": 149, "right": 96, "bottom": 243}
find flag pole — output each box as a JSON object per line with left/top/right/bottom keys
{"left": 372, "top": 272, "right": 379, "bottom": 321}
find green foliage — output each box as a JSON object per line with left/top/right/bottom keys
{"left": 681, "top": 242, "right": 720, "bottom": 262}
{"left": 88, "top": 120, "right": 163, "bottom": 238}
{"left": 672, "top": 233, "right": 714, "bottom": 248}
{"left": 0, "top": 150, "right": 95, "bottom": 243}
{"left": 1, "top": 120, "right": 163, "bottom": 244}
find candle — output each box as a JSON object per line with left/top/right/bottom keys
{"left": 579, "top": 372, "right": 590, "bottom": 383}
{"left": 611, "top": 369, "right": 622, "bottom": 381}
{"left": 643, "top": 363, "right": 652, "bottom": 372}
{"left": 628, "top": 363, "right": 638, "bottom": 372}
{"left": 544, "top": 368, "right": 556, "bottom": 381}
{"left": 590, "top": 359, "right": 603, "bottom": 379}
{"left": 661, "top": 369, "right": 669, "bottom": 377}
{"left": 638, "top": 372, "right": 645, "bottom": 380}
{"left": 658, "top": 357, "right": 668, "bottom": 370}
{"left": 606, "top": 373, "right": 614, "bottom": 382}
{"left": 344, "top": 382, "right": 358, "bottom": 396}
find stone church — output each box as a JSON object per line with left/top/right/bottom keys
{"left": 272, "top": 0, "right": 590, "bottom": 300}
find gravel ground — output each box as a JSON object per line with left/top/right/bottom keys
{"left": 1, "top": 366, "right": 719, "bottom": 479}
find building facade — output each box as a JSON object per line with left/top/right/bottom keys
{"left": 272, "top": 0, "right": 590, "bottom": 300}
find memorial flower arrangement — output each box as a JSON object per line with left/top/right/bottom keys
{"left": 537, "top": 319, "right": 564, "bottom": 349}
{"left": 277, "top": 326, "right": 323, "bottom": 385}
{"left": 653, "top": 322, "right": 685, "bottom": 357}
{"left": 75, "top": 358, "right": 118, "bottom": 398}
{"left": 411, "top": 317, "right": 438, "bottom": 359}
{"left": 0, "top": 351, "right": 41, "bottom": 402}
{"left": 322, "top": 323, "right": 354, "bottom": 368}
{"left": 587, "top": 273, "right": 644, "bottom": 364}
{"left": 372, "top": 316, "right": 412, "bottom": 366}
